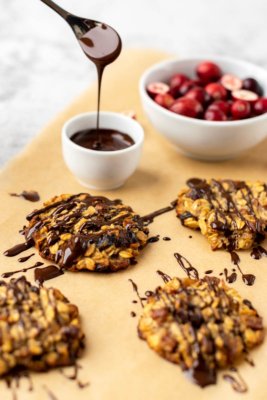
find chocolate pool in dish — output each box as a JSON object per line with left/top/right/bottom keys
{"left": 22, "top": 193, "right": 149, "bottom": 272}
{"left": 71, "top": 128, "right": 134, "bottom": 151}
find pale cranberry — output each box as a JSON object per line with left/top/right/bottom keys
{"left": 154, "top": 93, "right": 175, "bottom": 108}
{"left": 147, "top": 82, "right": 169, "bottom": 98}
{"left": 170, "top": 73, "right": 189, "bottom": 89}
{"left": 231, "top": 100, "right": 251, "bottom": 119}
{"left": 232, "top": 89, "right": 258, "bottom": 103}
{"left": 196, "top": 61, "right": 222, "bottom": 83}
{"left": 205, "top": 83, "right": 227, "bottom": 101}
{"left": 170, "top": 97, "right": 203, "bottom": 118}
{"left": 185, "top": 87, "right": 207, "bottom": 105}
{"left": 204, "top": 108, "right": 227, "bottom": 121}
{"left": 254, "top": 98, "right": 267, "bottom": 115}
{"left": 221, "top": 74, "right": 242, "bottom": 91}
{"left": 209, "top": 100, "right": 231, "bottom": 115}
{"left": 242, "top": 78, "right": 263, "bottom": 96}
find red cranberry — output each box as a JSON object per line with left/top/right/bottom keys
{"left": 254, "top": 98, "right": 267, "bottom": 115}
{"left": 170, "top": 73, "right": 189, "bottom": 89}
{"left": 231, "top": 100, "right": 251, "bottom": 119}
{"left": 196, "top": 61, "right": 222, "bottom": 83}
{"left": 242, "top": 78, "right": 263, "bottom": 96}
{"left": 221, "top": 74, "right": 242, "bottom": 91}
{"left": 185, "top": 87, "right": 207, "bottom": 105}
{"left": 170, "top": 97, "right": 203, "bottom": 118}
{"left": 232, "top": 89, "right": 258, "bottom": 103}
{"left": 204, "top": 108, "right": 227, "bottom": 121}
{"left": 154, "top": 93, "right": 175, "bottom": 108}
{"left": 147, "top": 82, "right": 169, "bottom": 98}
{"left": 205, "top": 83, "right": 227, "bottom": 101}
{"left": 178, "top": 80, "right": 197, "bottom": 96}
{"left": 209, "top": 100, "right": 231, "bottom": 115}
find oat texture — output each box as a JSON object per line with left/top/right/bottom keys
{"left": 0, "top": 276, "right": 84, "bottom": 376}
{"left": 176, "top": 178, "right": 267, "bottom": 250}
{"left": 24, "top": 193, "right": 149, "bottom": 272}
{"left": 138, "top": 276, "right": 264, "bottom": 386}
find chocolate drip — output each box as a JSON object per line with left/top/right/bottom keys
{"left": 251, "top": 245, "right": 267, "bottom": 260}
{"left": 174, "top": 253, "right": 199, "bottom": 280}
{"left": 4, "top": 240, "right": 33, "bottom": 257}
{"left": 147, "top": 235, "right": 160, "bottom": 243}
{"left": 186, "top": 356, "right": 216, "bottom": 387}
{"left": 60, "top": 363, "right": 89, "bottom": 389}
{"left": 141, "top": 201, "right": 176, "bottom": 224}
{"left": 223, "top": 268, "right": 237, "bottom": 284}
{"left": 157, "top": 270, "right": 172, "bottom": 283}
{"left": 10, "top": 190, "right": 40, "bottom": 202}
{"left": 229, "top": 250, "right": 256, "bottom": 286}
{"left": 2, "top": 262, "right": 44, "bottom": 279}
{"left": 205, "top": 269, "right": 213, "bottom": 275}
{"left": 129, "top": 279, "right": 145, "bottom": 308}
{"left": 18, "top": 253, "right": 35, "bottom": 263}
{"left": 223, "top": 367, "right": 248, "bottom": 393}
{"left": 34, "top": 265, "right": 64, "bottom": 286}
{"left": 130, "top": 311, "right": 136, "bottom": 317}
{"left": 163, "top": 237, "right": 171, "bottom": 241}
{"left": 5, "top": 369, "right": 33, "bottom": 400}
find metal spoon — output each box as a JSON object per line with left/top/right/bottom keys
{"left": 39, "top": 0, "right": 122, "bottom": 65}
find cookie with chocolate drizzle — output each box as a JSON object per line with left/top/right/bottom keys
{"left": 24, "top": 193, "right": 149, "bottom": 272}
{"left": 0, "top": 276, "right": 84, "bottom": 376}
{"left": 138, "top": 276, "right": 264, "bottom": 387}
{"left": 176, "top": 178, "right": 267, "bottom": 250}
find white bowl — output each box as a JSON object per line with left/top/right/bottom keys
{"left": 139, "top": 56, "right": 267, "bottom": 161}
{"left": 62, "top": 112, "right": 144, "bottom": 190}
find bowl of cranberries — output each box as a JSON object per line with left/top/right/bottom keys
{"left": 139, "top": 56, "right": 267, "bottom": 160}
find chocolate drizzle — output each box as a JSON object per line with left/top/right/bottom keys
{"left": 5, "top": 369, "right": 33, "bottom": 400}
{"left": 129, "top": 279, "right": 144, "bottom": 308}
{"left": 229, "top": 250, "right": 256, "bottom": 286}
{"left": 157, "top": 270, "right": 172, "bottom": 284}
{"left": 223, "top": 268, "right": 237, "bottom": 284}
{"left": 4, "top": 240, "right": 33, "bottom": 257}
{"left": 223, "top": 367, "right": 248, "bottom": 393}
{"left": 60, "top": 363, "right": 89, "bottom": 389}
{"left": 174, "top": 253, "right": 199, "bottom": 280}
{"left": 18, "top": 253, "right": 35, "bottom": 263}
{"left": 10, "top": 190, "right": 40, "bottom": 202}
{"left": 141, "top": 201, "right": 176, "bottom": 224}
{"left": 2, "top": 262, "right": 44, "bottom": 279}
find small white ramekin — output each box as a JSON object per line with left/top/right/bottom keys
{"left": 62, "top": 112, "right": 144, "bottom": 190}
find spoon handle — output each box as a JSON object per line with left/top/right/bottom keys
{"left": 40, "top": 0, "right": 69, "bottom": 20}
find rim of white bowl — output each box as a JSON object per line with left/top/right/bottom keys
{"left": 62, "top": 111, "right": 144, "bottom": 155}
{"left": 139, "top": 55, "right": 267, "bottom": 127}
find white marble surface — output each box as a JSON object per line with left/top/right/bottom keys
{"left": 1, "top": 0, "right": 267, "bottom": 167}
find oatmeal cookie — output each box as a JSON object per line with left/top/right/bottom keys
{"left": 0, "top": 276, "right": 84, "bottom": 376}
{"left": 24, "top": 193, "right": 149, "bottom": 272}
{"left": 138, "top": 276, "right": 264, "bottom": 386}
{"left": 176, "top": 178, "right": 267, "bottom": 250}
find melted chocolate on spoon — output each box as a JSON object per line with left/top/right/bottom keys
{"left": 71, "top": 128, "right": 134, "bottom": 151}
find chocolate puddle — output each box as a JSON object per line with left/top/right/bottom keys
{"left": 34, "top": 265, "right": 64, "bottom": 286}
{"left": 10, "top": 190, "right": 40, "bottom": 203}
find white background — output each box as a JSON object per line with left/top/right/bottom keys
{"left": 1, "top": 0, "right": 267, "bottom": 166}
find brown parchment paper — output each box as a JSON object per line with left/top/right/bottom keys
{"left": 0, "top": 49, "right": 267, "bottom": 400}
